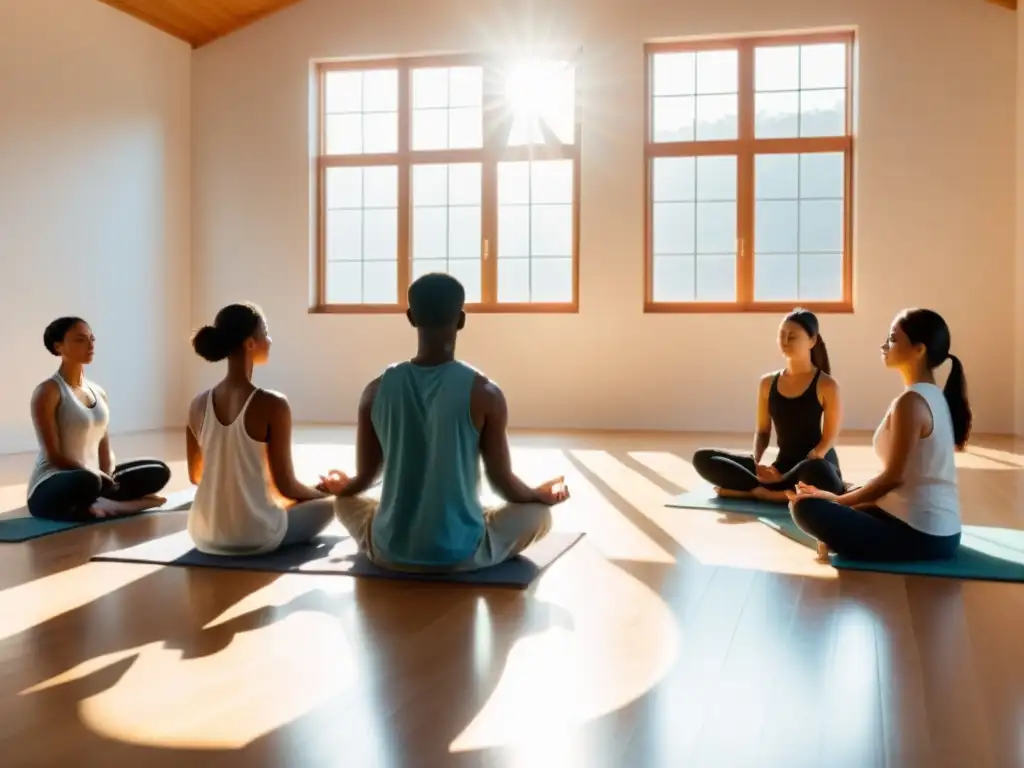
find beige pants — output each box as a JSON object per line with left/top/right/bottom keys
{"left": 333, "top": 496, "right": 552, "bottom": 572}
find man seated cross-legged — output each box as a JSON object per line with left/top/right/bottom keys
{"left": 318, "top": 273, "right": 570, "bottom": 573}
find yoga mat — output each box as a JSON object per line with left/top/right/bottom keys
{"left": 92, "top": 530, "right": 586, "bottom": 588}
{"left": 761, "top": 516, "right": 1024, "bottom": 583}
{"left": 0, "top": 488, "right": 195, "bottom": 543}
{"left": 666, "top": 488, "right": 790, "bottom": 518}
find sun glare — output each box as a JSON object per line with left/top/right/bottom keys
{"left": 503, "top": 58, "right": 575, "bottom": 145}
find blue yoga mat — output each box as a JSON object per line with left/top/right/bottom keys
{"left": 666, "top": 489, "right": 790, "bottom": 518}
{"left": 760, "top": 515, "right": 1024, "bottom": 583}
{"left": 91, "top": 529, "right": 585, "bottom": 588}
{"left": 0, "top": 489, "right": 194, "bottom": 543}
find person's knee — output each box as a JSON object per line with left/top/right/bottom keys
{"left": 521, "top": 503, "right": 553, "bottom": 540}
{"left": 796, "top": 459, "right": 842, "bottom": 493}
{"left": 692, "top": 449, "right": 715, "bottom": 476}
{"left": 790, "top": 497, "right": 828, "bottom": 534}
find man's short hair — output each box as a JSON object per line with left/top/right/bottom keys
{"left": 408, "top": 273, "right": 466, "bottom": 328}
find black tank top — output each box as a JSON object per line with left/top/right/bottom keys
{"left": 768, "top": 369, "right": 838, "bottom": 473}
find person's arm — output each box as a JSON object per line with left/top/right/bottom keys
{"left": 832, "top": 392, "right": 927, "bottom": 507}
{"left": 264, "top": 391, "right": 328, "bottom": 503}
{"left": 809, "top": 375, "right": 842, "bottom": 459}
{"left": 96, "top": 387, "right": 115, "bottom": 474}
{"left": 185, "top": 394, "right": 205, "bottom": 485}
{"left": 336, "top": 378, "right": 384, "bottom": 498}
{"left": 477, "top": 379, "right": 545, "bottom": 504}
{"left": 30, "top": 380, "right": 90, "bottom": 472}
{"left": 752, "top": 375, "right": 772, "bottom": 464}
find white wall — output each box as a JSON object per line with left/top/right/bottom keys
{"left": 191, "top": 0, "right": 1016, "bottom": 434}
{"left": 0, "top": 0, "right": 191, "bottom": 454}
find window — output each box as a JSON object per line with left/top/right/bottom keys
{"left": 644, "top": 32, "right": 854, "bottom": 312}
{"left": 315, "top": 55, "right": 580, "bottom": 313}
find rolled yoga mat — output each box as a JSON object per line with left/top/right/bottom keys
{"left": 91, "top": 529, "right": 586, "bottom": 588}
{"left": 0, "top": 488, "right": 195, "bottom": 543}
{"left": 760, "top": 515, "right": 1024, "bottom": 583}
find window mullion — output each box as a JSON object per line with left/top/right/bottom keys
{"left": 480, "top": 63, "right": 502, "bottom": 304}
{"left": 397, "top": 63, "right": 411, "bottom": 307}
{"left": 737, "top": 41, "right": 755, "bottom": 305}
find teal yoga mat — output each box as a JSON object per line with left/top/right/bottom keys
{"left": 91, "top": 529, "right": 585, "bottom": 588}
{"left": 666, "top": 489, "right": 790, "bottom": 518}
{"left": 761, "top": 515, "right": 1024, "bottom": 583}
{"left": 0, "top": 489, "right": 194, "bottom": 543}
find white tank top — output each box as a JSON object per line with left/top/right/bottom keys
{"left": 27, "top": 373, "right": 109, "bottom": 498}
{"left": 872, "top": 383, "right": 961, "bottom": 537}
{"left": 187, "top": 389, "right": 288, "bottom": 555}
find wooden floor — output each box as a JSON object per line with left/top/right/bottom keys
{"left": 0, "top": 427, "right": 1023, "bottom": 767}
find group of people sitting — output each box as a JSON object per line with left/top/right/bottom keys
{"left": 692, "top": 307, "right": 970, "bottom": 563}
{"left": 26, "top": 274, "right": 567, "bottom": 573}
{"left": 24, "top": 272, "right": 970, "bottom": 570}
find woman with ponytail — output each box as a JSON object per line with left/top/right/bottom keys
{"left": 691, "top": 308, "right": 845, "bottom": 501}
{"left": 185, "top": 303, "right": 334, "bottom": 555}
{"left": 789, "top": 308, "right": 969, "bottom": 562}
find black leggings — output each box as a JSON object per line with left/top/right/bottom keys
{"left": 692, "top": 449, "right": 845, "bottom": 495}
{"left": 27, "top": 459, "right": 171, "bottom": 522}
{"left": 791, "top": 497, "right": 960, "bottom": 561}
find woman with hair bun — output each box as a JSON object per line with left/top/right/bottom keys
{"left": 185, "top": 303, "right": 334, "bottom": 555}
{"left": 27, "top": 317, "right": 171, "bottom": 520}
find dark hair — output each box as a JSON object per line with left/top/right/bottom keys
{"left": 192, "top": 303, "right": 264, "bottom": 362}
{"left": 784, "top": 308, "right": 831, "bottom": 376}
{"left": 896, "top": 308, "right": 971, "bottom": 451}
{"left": 43, "top": 316, "right": 87, "bottom": 356}
{"left": 408, "top": 273, "right": 465, "bottom": 329}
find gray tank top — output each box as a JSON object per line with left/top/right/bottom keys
{"left": 26, "top": 373, "right": 110, "bottom": 499}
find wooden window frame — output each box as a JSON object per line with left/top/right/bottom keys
{"left": 643, "top": 31, "right": 855, "bottom": 314}
{"left": 312, "top": 53, "right": 582, "bottom": 315}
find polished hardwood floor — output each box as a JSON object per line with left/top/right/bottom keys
{"left": 0, "top": 426, "right": 1022, "bottom": 767}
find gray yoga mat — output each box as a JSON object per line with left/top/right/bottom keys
{"left": 665, "top": 488, "right": 790, "bottom": 517}
{"left": 91, "top": 529, "right": 586, "bottom": 588}
{"left": 0, "top": 488, "right": 194, "bottom": 543}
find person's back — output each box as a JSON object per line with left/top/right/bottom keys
{"left": 370, "top": 360, "right": 484, "bottom": 567}
{"left": 188, "top": 387, "right": 287, "bottom": 555}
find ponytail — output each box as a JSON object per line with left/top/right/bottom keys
{"left": 811, "top": 334, "right": 831, "bottom": 376}
{"left": 943, "top": 354, "right": 972, "bottom": 451}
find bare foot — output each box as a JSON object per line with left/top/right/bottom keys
{"left": 816, "top": 542, "right": 830, "bottom": 562}
{"left": 88, "top": 497, "right": 164, "bottom": 519}
{"left": 713, "top": 487, "right": 751, "bottom": 499}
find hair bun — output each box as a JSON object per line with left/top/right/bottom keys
{"left": 192, "top": 325, "right": 229, "bottom": 362}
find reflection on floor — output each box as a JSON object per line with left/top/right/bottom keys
{"left": 0, "top": 426, "right": 1022, "bottom": 767}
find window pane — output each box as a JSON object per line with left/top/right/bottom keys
{"left": 696, "top": 50, "right": 738, "bottom": 95}
{"left": 413, "top": 164, "right": 448, "bottom": 206}
{"left": 504, "top": 59, "right": 576, "bottom": 146}
{"left": 695, "top": 156, "right": 736, "bottom": 202}
{"left": 448, "top": 206, "right": 481, "bottom": 260}
{"left": 412, "top": 258, "right": 447, "bottom": 280}
{"left": 531, "top": 258, "right": 573, "bottom": 303}
{"left": 652, "top": 256, "right": 695, "bottom": 301}
{"left": 498, "top": 205, "right": 530, "bottom": 257}
{"left": 325, "top": 167, "right": 363, "bottom": 209}
{"left": 695, "top": 94, "right": 737, "bottom": 140}
{"left": 449, "top": 163, "right": 481, "bottom": 205}
{"left": 413, "top": 68, "right": 449, "bottom": 109}
{"left": 496, "top": 159, "right": 576, "bottom": 303}
{"left": 448, "top": 107, "right": 483, "bottom": 149}
{"left": 326, "top": 210, "right": 361, "bottom": 261}
{"left": 412, "top": 109, "right": 448, "bottom": 150}
{"left": 323, "top": 69, "right": 398, "bottom": 154}
{"left": 800, "top": 43, "right": 846, "bottom": 90}
{"left": 326, "top": 262, "right": 362, "bottom": 304}
{"left": 497, "top": 258, "right": 531, "bottom": 303}
{"left": 362, "top": 70, "right": 398, "bottom": 112}
{"left": 363, "top": 261, "right": 397, "bottom": 303}
{"left": 363, "top": 209, "right": 397, "bottom": 260}
{"left": 696, "top": 254, "right": 735, "bottom": 301}
{"left": 413, "top": 207, "right": 447, "bottom": 260}
{"left": 755, "top": 253, "right": 799, "bottom": 301}
{"left": 754, "top": 42, "right": 848, "bottom": 139}
{"left": 652, "top": 202, "right": 695, "bottom": 255}
{"left": 695, "top": 202, "right": 735, "bottom": 254}
{"left": 754, "top": 152, "right": 847, "bottom": 302}
{"left": 363, "top": 166, "right": 397, "bottom": 208}
{"left": 653, "top": 96, "right": 695, "bottom": 142}
{"left": 449, "top": 66, "right": 483, "bottom": 107}
{"left": 652, "top": 157, "right": 696, "bottom": 203}
{"left": 652, "top": 52, "right": 695, "bottom": 96}
{"left": 798, "top": 252, "right": 844, "bottom": 300}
